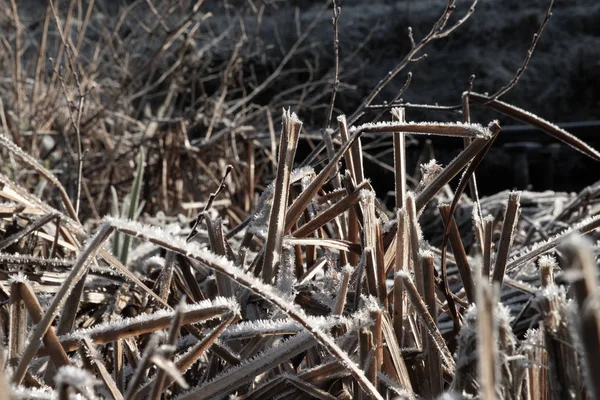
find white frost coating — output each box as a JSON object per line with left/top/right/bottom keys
{"left": 358, "top": 189, "right": 376, "bottom": 202}
{"left": 60, "top": 297, "right": 239, "bottom": 342}
{"left": 105, "top": 216, "right": 383, "bottom": 400}
{"left": 10, "top": 386, "right": 55, "bottom": 400}
{"left": 418, "top": 248, "right": 434, "bottom": 259}
{"left": 348, "top": 120, "right": 490, "bottom": 139}
{"left": 144, "top": 255, "right": 166, "bottom": 269}
{"left": 54, "top": 366, "right": 98, "bottom": 398}
{"left": 507, "top": 214, "right": 600, "bottom": 270}
{"left": 218, "top": 314, "right": 359, "bottom": 340}
{"left": 8, "top": 271, "right": 30, "bottom": 284}
{"left": 538, "top": 254, "right": 557, "bottom": 269}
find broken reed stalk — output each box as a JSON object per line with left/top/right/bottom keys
{"left": 392, "top": 107, "right": 407, "bottom": 211}
{"left": 538, "top": 255, "right": 575, "bottom": 399}
{"left": 560, "top": 237, "right": 600, "bottom": 399}
{"left": 492, "top": 191, "right": 521, "bottom": 287}
{"left": 415, "top": 135, "right": 492, "bottom": 212}
{"left": 477, "top": 279, "right": 499, "bottom": 400}
{"left": 439, "top": 203, "right": 475, "bottom": 303}
{"left": 482, "top": 216, "right": 494, "bottom": 280}
{"left": 333, "top": 266, "right": 351, "bottom": 315}
{"left": 338, "top": 115, "right": 364, "bottom": 184}
{"left": 12, "top": 224, "right": 113, "bottom": 385}
{"left": 398, "top": 271, "right": 455, "bottom": 372}
{"left": 262, "top": 110, "right": 302, "bottom": 283}
{"left": 393, "top": 208, "right": 407, "bottom": 347}
{"left": 8, "top": 282, "right": 27, "bottom": 367}
{"left": 421, "top": 251, "right": 442, "bottom": 397}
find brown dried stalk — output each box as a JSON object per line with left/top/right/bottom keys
{"left": 491, "top": 192, "right": 521, "bottom": 287}
{"left": 439, "top": 204, "right": 475, "bottom": 303}
{"left": 262, "top": 110, "right": 302, "bottom": 283}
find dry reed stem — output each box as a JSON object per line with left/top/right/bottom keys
{"left": 421, "top": 252, "right": 442, "bottom": 396}
{"left": 470, "top": 92, "right": 600, "bottom": 161}
{"left": 150, "top": 300, "right": 186, "bottom": 400}
{"left": 79, "top": 337, "right": 124, "bottom": 400}
{"left": 392, "top": 108, "right": 407, "bottom": 210}
{"left": 492, "top": 192, "right": 521, "bottom": 287}
{"left": 393, "top": 208, "right": 408, "bottom": 346}
{"left": 8, "top": 282, "right": 26, "bottom": 367}
{"left": 398, "top": 272, "right": 455, "bottom": 372}
{"left": 292, "top": 180, "right": 370, "bottom": 238}
{"left": 477, "top": 280, "right": 499, "bottom": 400}
{"left": 0, "top": 212, "right": 58, "bottom": 251}
{"left": 439, "top": 204, "right": 475, "bottom": 303}
{"left": 12, "top": 224, "right": 113, "bottom": 385}
{"left": 415, "top": 135, "right": 492, "bottom": 212}
{"left": 380, "top": 312, "right": 412, "bottom": 391}
{"left": 506, "top": 215, "right": 600, "bottom": 273}
{"left": 263, "top": 110, "right": 302, "bottom": 282}
{"left": 561, "top": 237, "right": 600, "bottom": 399}
{"left": 482, "top": 216, "right": 494, "bottom": 280}
{"left": 46, "top": 303, "right": 233, "bottom": 355}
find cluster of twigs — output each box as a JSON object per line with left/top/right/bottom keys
{"left": 2, "top": 0, "right": 600, "bottom": 399}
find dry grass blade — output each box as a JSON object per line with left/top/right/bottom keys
{"left": 262, "top": 110, "right": 302, "bottom": 283}
{"left": 398, "top": 271, "right": 455, "bottom": 372}
{"left": 338, "top": 115, "right": 364, "bottom": 184}
{"left": 178, "top": 331, "right": 317, "bottom": 400}
{"left": 0, "top": 135, "right": 79, "bottom": 222}
{"left": 43, "top": 299, "right": 237, "bottom": 355}
{"left": 491, "top": 192, "right": 521, "bottom": 287}
{"left": 12, "top": 224, "right": 113, "bottom": 384}
{"left": 150, "top": 299, "right": 186, "bottom": 400}
{"left": 0, "top": 212, "right": 58, "bottom": 251}
{"left": 107, "top": 217, "right": 383, "bottom": 400}
{"left": 470, "top": 92, "right": 600, "bottom": 162}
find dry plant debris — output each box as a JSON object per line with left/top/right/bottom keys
{"left": 1, "top": 0, "right": 600, "bottom": 399}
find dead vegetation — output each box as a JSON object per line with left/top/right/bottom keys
{"left": 1, "top": 0, "right": 600, "bottom": 399}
